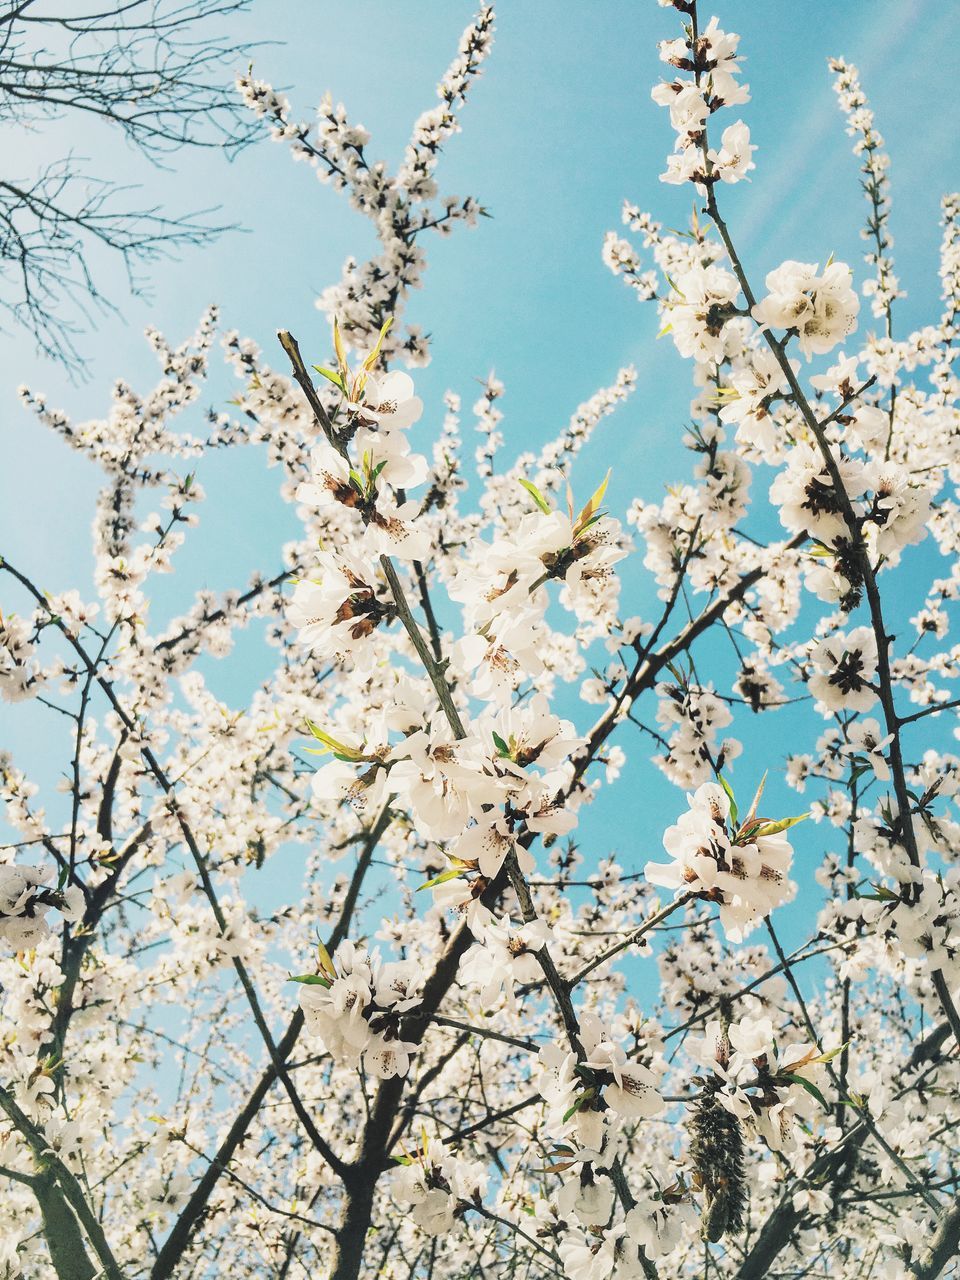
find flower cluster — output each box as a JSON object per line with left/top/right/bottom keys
{"left": 808, "top": 626, "right": 879, "bottom": 714}
{"left": 653, "top": 14, "right": 753, "bottom": 190}
{"left": 752, "top": 259, "right": 860, "bottom": 358}
{"left": 646, "top": 782, "right": 797, "bottom": 940}
{"left": 689, "top": 1015, "right": 833, "bottom": 1155}
{"left": 392, "top": 1137, "right": 488, "bottom": 1237}
{"left": 829, "top": 57, "right": 903, "bottom": 321}
{"left": 296, "top": 941, "right": 421, "bottom": 1079}
{"left": 238, "top": 7, "right": 494, "bottom": 366}
{"left": 0, "top": 861, "right": 84, "bottom": 949}
{"left": 0, "top": 610, "right": 43, "bottom": 703}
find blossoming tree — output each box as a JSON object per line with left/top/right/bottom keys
{"left": 3, "top": 3, "right": 960, "bottom": 1278}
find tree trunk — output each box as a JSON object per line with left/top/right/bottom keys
{"left": 35, "top": 1171, "right": 97, "bottom": 1280}
{"left": 908, "top": 1199, "right": 960, "bottom": 1280}
{"left": 326, "top": 909, "right": 482, "bottom": 1279}
{"left": 329, "top": 1176, "right": 378, "bottom": 1280}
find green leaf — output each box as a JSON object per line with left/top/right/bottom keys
{"left": 856, "top": 886, "right": 899, "bottom": 902}
{"left": 491, "top": 731, "right": 511, "bottom": 758}
{"left": 313, "top": 365, "right": 347, "bottom": 393}
{"left": 561, "top": 1095, "right": 587, "bottom": 1124}
{"left": 289, "top": 972, "right": 332, "bottom": 987}
{"left": 779, "top": 1072, "right": 829, "bottom": 1111}
{"left": 362, "top": 316, "right": 393, "bottom": 372}
{"left": 416, "top": 868, "right": 464, "bottom": 893}
{"left": 719, "top": 775, "right": 738, "bottom": 828}
{"left": 305, "top": 720, "right": 363, "bottom": 761}
{"left": 574, "top": 469, "right": 611, "bottom": 537}
{"left": 315, "top": 938, "right": 336, "bottom": 980}
{"left": 333, "top": 317, "right": 348, "bottom": 378}
{"left": 811, "top": 1041, "right": 848, "bottom": 1066}
{"left": 751, "top": 814, "right": 809, "bottom": 838}
{"left": 575, "top": 510, "right": 606, "bottom": 536}
{"left": 742, "top": 772, "right": 767, "bottom": 829}
{"left": 518, "top": 477, "right": 551, "bottom": 514}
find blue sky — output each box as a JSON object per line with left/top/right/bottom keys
{"left": 2, "top": 1, "right": 959, "bottom": 964}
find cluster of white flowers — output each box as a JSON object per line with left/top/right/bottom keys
{"left": 536, "top": 1008, "right": 666, "bottom": 1260}
{"left": 808, "top": 626, "right": 879, "bottom": 714}
{"left": 238, "top": 7, "right": 493, "bottom": 367}
{"left": 0, "top": 863, "right": 82, "bottom": 948}
{"left": 769, "top": 434, "right": 931, "bottom": 606}
{"left": 297, "top": 941, "right": 421, "bottom": 1079}
{"left": 461, "top": 913, "right": 552, "bottom": 1007}
{"left": 0, "top": 865, "right": 54, "bottom": 948}
{"left": 752, "top": 260, "right": 861, "bottom": 358}
{"left": 688, "top": 1015, "right": 833, "bottom": 1154}
{"left": 653, "top": 681, "right": 741, "bottom": 788}
{"left": 646, "top": 782, "right": 797, "bottom": 941}
{"left": 829, "top": 57, "right": 903, "bottom": 321}
{"left": 391, "top": 1137, "right": 488, "bottom": 1237}
{"left": 0, "top": 610, "right": 42, "bottom": 702}
{"left": 653, "top": 14, "right": 753, "bottom": 190}
{"left": 666, "top": 262, "right": 742, "bottom": 365}
{"left": 718, "top": 347, "right": 796, "bottom": 454}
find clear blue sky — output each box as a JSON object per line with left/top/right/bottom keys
{"left": 2, "top": 1, "right": 958, "bottom": 957}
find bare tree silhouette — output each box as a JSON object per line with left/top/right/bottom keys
{"left": 0, "top": 0, "right": 258, "bottom": 371}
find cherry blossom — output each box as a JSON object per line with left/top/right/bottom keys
{"left": 646, "top": 781, "right": 797, "bottom": 940}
